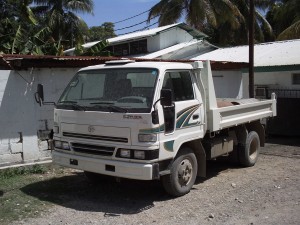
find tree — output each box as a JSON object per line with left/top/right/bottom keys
{"left": 32, "top": 0, "right": 94, "bottom": 50}
{"left": 266, "top": 0, "right": 300, "bottom": 40}
{"left": 0, "top": 0, "right": 40, "bottom": 54}
{"left": 148, "top": 0, "right": 274, "bottom": 46}
{"left": 88, "top": 22, "right": 116, "bottom": 42}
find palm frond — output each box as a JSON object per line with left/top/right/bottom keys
{"left": 277, "top": 20, "right": 300, "bottom": 40}
{"left": 11, "top": 25, "right": 23, "bottom": 54}
{"left": 65, "top": 0, "right": 94, "bottom": 14}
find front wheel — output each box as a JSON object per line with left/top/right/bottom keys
{"left": 161, "top": 148, "right": 197, "bottom": 197}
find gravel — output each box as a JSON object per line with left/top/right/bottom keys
{"left": 12, "top": 137, "right": 300, "bottom": 225}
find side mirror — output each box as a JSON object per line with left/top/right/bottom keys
{"left": 35, "top": 84, "right": 44, "bottom": 106}
{"left": 151, "top": 110, "right": 159, "bottom": 124}
{"left": 160, "top": 89, "right": 173, "bottom": 107}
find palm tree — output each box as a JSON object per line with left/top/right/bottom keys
{"left": 266, "top": 0, "right": 300, "bottom": 40}
{"left": 32, "top": 0, "right": 94, "bottom": 49}
{"left": 148, "top": 0, "right": 274, "bottom": 46}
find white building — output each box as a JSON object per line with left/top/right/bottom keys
{"left": 65, "top": 23, "right": 217, "bottom": 59}
{"left": 192, "top": 39, "right": 300, "bottom": 98}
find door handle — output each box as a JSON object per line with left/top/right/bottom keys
{"left": 193, "top": 114, "right": 199, "bottom": 120}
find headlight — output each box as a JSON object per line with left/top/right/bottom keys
{"left": 134, "top": 150, "right": 145, "bottom": 159}
{"left": 54, "top": 140, "right": 70, "bottom": 150}
{"left": 116, "top": 149, "right": 158, "bottom": 160}
{"left": 120, "top": 149, "right": 131, "bottom": 158}
{"left": 54, "top": 140, "right": 62, "bottom": 148}
{"left": 62, "top": 142, "right": 70, "bottom": 150}
{"left": 138, "top": 134, "right": 157, "bottom": 142}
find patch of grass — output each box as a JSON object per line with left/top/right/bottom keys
{"left": 0, "top": 164, "right": 61, "bottom": 225}
{"left": 0, "top": 164, "right": 46, "bottom": 179}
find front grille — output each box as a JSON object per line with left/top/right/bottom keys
{"left": 63, "top": 132, "right": 128, "bottom": 143}
{"left": 71, "top": 143, "right": 115, "bottom": 156}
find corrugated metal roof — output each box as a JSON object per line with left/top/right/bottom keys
{"left": 0, "top": 54, "right": 248, "bottom": 71}
{"left": 192, "top": 39, "right": 300, "bottom": 67}
{"left": 137, "top": 40, "right": 203, "bottom": 59}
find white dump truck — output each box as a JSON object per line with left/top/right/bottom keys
{"left": 37, "top": 60, "right": 276, "bottom": 196}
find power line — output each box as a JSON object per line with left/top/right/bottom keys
{"left": 113, "top": 9, "right": 151, "bottom": 24}
{"left": 116, "top": 4, "right": 183, "bottom": 36}
{"left": 117, "top": 21, "right": 159, "bottom": 36}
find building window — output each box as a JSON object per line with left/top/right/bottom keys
{"left": 130, "top": 39, "right": 147, "bottom": 55}
{"left": 113, "top": 43, "right": 129, "bottom": 56}
{"left": 292, "top": 73, "right": 300, "bottom": 85}
{"left": 109, "top": 39, "right": 147, "bottom": 56}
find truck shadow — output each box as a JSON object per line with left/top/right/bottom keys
{"left": 21, "top": 161, "right": 237, "bottom": 215}
{"left": 195, "top": 160, "right": 240, "bottom": 185}
{"left": 21, "top": 171, "right": 168, "bottom": 215}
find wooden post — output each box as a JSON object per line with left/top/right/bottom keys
{"left": 249, "top": 0, "right": 255, "bottom": 98}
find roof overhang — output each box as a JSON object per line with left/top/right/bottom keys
{"left": 0, "top": 54, "right": 248, "bottom": 71}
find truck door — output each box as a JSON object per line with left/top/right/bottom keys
{"left": 159, "top": 70, "right": 204, "bottom": 159}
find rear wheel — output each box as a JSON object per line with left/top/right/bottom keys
{"left": 239, "top": 131, "right": 260, "bottom": 167}
{"left": 161, "top": 148, "right": 197, "bottom": 197}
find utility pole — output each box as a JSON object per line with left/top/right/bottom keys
{"left": 249, "top": 0, "right": 255, "bottom": 98}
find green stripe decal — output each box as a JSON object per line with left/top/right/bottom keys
{"left": 176, "top": 105, "right": 200, "bottom": 128}
{"left": 164, "top": 140, "right": 175, "bottom": 152}
{"left": 177, "top": 105, "right": 199, "bottom": 118}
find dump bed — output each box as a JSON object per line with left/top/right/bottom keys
{"left": 208, "top": 96, "right": 276, "bottom": 131}
{"left": 196, "top": 61, "right": 277, "bottom": 132}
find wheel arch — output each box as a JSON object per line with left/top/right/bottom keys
{"left": 176, "top": 139, "right": 206, "bottom": 178}
{"left": 245, "top": 120, "right": 265, "bottom": 147}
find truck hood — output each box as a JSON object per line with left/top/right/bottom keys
{"left": 54, "top": 109, "right": 153, "bottom": 146}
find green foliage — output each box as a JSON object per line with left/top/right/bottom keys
{"left": 88, "top": 22, "right": 116, "bottom": 42}
{"left": 149, "top": 0, "right": 275, "bottom": 46}
{"left": 0, "top": 165, "right": 46, "bottom": 179}
{"left": 32, "top": 0, "right": 94, "bottom": 51}
{"left": 0, "top": 0, "right": 96, "bottom": 55}
{"left": 267, "top": 0, "right": 300, "bottom": 40}
{"left": 75, "top": 40, "right": 111, "bottom": 56}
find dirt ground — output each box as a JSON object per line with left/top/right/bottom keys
{"left": 12, "top": 137, "right": 300, "bottom": 225}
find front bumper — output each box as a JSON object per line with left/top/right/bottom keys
{"left": 52, "top": 151, "right": 156, "bottom": 180}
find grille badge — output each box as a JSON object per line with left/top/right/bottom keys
{"left": 88, "top": 125, "right": 95, "bottom": 133}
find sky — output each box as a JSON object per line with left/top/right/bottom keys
{"left": 79, "top": 0, "right": 163, "bottom": 35}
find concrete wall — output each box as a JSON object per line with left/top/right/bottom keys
{"left": 0, "top": 68, "right": 78, "bottom": 166}
{"left": 253, "top": 70, "right": 300, "bottom": 89}
{"left": 242, "top": 70, "right": 300, "bottom": 98}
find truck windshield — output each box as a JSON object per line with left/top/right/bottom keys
{"left": 57, "top": 68, "right": 158, "bottom": 113}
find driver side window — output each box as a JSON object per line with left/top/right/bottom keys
{"left": 162, "top": 70, "right": 194, "bottom": 134}
{"left": 162, "top": 71, "right": 194, "bottom": 101}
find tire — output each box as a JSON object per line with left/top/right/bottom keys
{"left": 84, "top": 171, "right": 108, "bottom": 184}
{"left": 239, "top": 131, "right": 260, "bottom": 167}
{"left": 161, "top": 148, "right": 197, "bottom": 197}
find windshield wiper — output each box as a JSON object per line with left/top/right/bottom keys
{"left": 59, "top": 100, "right": 86, "bottom": 111}
{"left": 108, "top": 105, "right": 128, "bottom": 113}
{"left": 90, "top": 102, "right": 114, "bottom": 105}
{"left": 88, "top": 103, "right": 127, "bottom": 113}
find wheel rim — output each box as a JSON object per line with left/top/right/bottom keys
{"left": 177, "top": 158, "right": 193, "bottom": 186}
{"left": 249, "top": 138, "right": 259, "bottom": 160}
